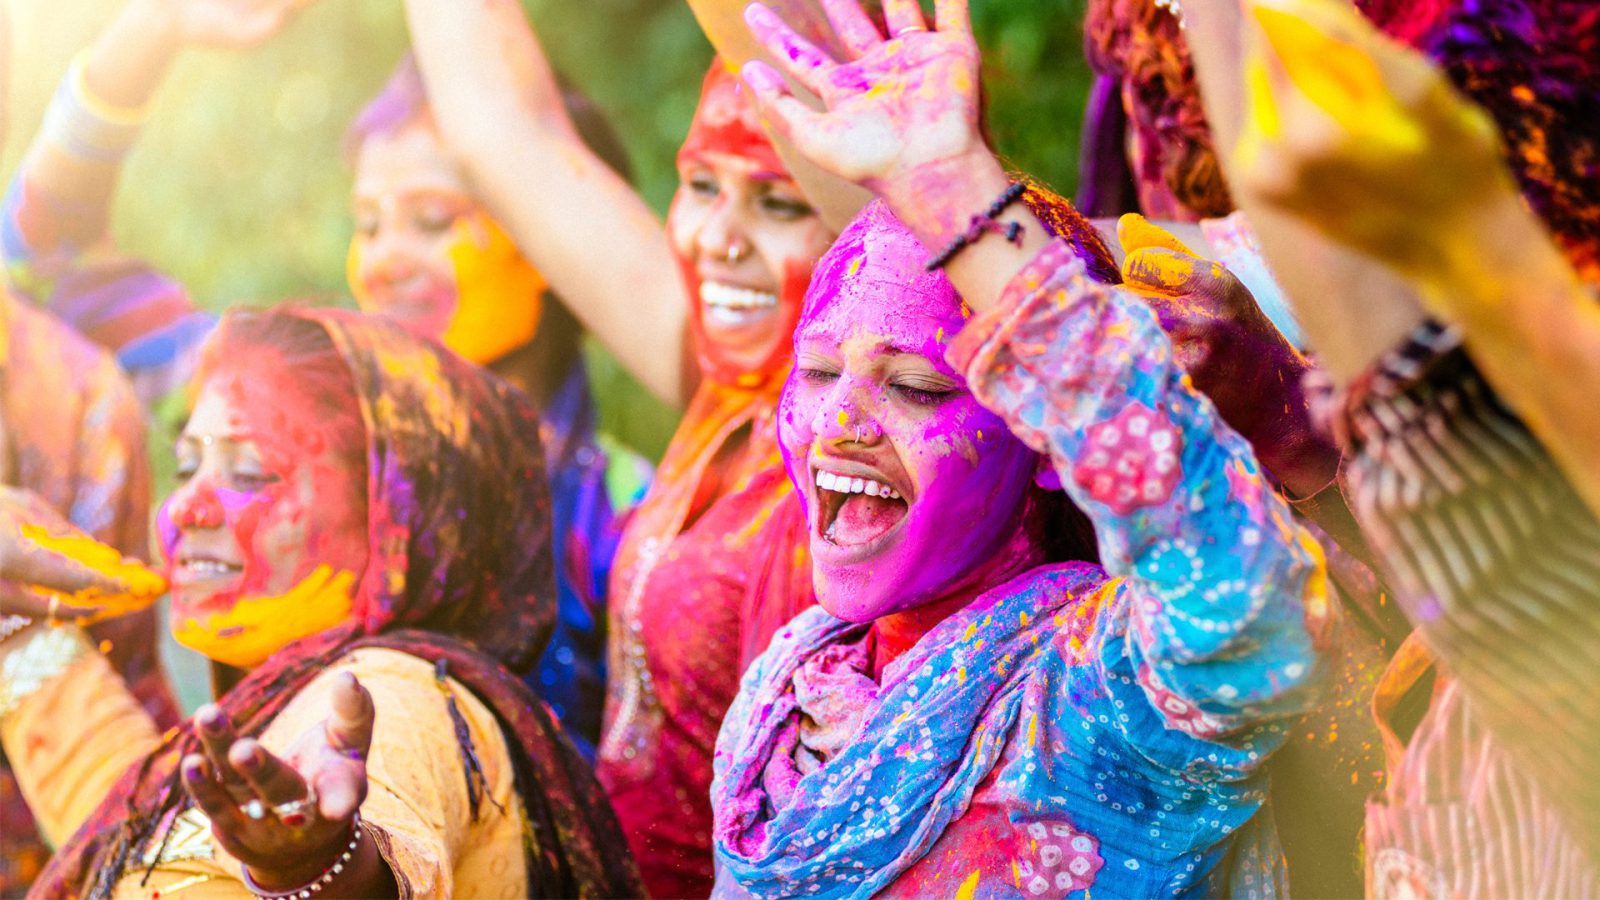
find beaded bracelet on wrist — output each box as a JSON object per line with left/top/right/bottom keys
{"left": 240, "top": 812, "right": 364, "bottom": 900}
{"left": 41, "top": 51, "right": 149, "bottom": 164}
{"left": 924, "top": 180, "right": 1029, "bottom": 271}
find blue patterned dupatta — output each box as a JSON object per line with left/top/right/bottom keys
{"left": 712, "top": 563, "right": 1114, "bottom": 898}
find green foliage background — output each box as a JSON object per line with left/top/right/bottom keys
{"left": 2, "top": 0, "right": 1094, "bottom": 461}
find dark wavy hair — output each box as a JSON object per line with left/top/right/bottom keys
{"left": 1083, "top": 0, "right": 1235, "bottom": 219}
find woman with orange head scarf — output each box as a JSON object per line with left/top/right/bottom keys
{"left": 399, "top": 2, "right": 838, "bottom": 891}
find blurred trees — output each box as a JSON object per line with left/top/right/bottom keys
{"left": 1, "top": 0, "right": 1093, "bottom": 459}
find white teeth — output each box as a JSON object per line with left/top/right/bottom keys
{"left": 184, "top": 559, "right": 239, "bottom": 576}
{"left": 813, "top": 470, "right": 903, "bottom": 501}
{"left": 701, "top": 282, "right": 779, "bottom": 311}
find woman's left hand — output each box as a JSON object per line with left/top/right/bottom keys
{"left": 181, "top": 671, "right": 377, "bottom": 890}
{"left": 1116, "top": 215, "right": 1340, "bottom": 498}
{"left": 740, "top": 0, "right": 987, "bottom": 202}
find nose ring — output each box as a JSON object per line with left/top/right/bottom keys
{"left": 725, "top": 243, "right": 747, "bottom": 264}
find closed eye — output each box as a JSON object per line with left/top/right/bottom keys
{"left": 892, "top": 384, "right": 955, "bottom": 405}
{"left": 798, "top": 367, "right": 840, "bottom": 384}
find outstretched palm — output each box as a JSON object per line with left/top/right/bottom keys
{"left": 182, "top": 672, "right": 375, "bottom": 889}
{"left": 743, "top": 0, "right": 984, "bottom": 193}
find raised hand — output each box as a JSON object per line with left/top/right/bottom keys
{"left": 1116, "top": 216, "right": 1338, "bottom": 498}
{"left": 136, "top": 0, "right": 315, "bottom": 49}
{"left": 1229, "top": 0, "right": 1511, "bottom": 280}
{"left": 181, "top": 672, "right": 380, "bottom": 891}
{"left": 740, "top": 0, "right": 985, "bottom": 200}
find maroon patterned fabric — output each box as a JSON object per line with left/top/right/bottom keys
{"left": 31, "top": 309, "right": 641, "bottom": 899}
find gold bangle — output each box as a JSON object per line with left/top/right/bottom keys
{"left": 66, "top": 50, "right": 153, "bottom": 126}
{"left": 0, "top": 625, "right": 92, "bottom": 720}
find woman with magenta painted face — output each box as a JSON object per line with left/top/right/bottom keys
{"left": 704, "top": 0, "right": 1331, "bottom": 895}
{"left": 0, "top": 308, "right": 640, "bottom": 897}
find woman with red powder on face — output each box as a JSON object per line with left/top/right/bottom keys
{"left": 399, "top": 3, "right": 837, "bottom": 892}
{"left": 0, "top": 308, "right": 641, "bottom": 897}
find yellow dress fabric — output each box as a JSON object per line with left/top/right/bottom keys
{"left": 1, "top": 644, "right": 528, "bottom": 898}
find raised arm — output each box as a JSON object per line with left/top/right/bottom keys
{"left": 400, "top": 0, "right": 691, "bottom": 406}
{"left": 1213, "top": 0, "right": 1600, "bottom": 517}
{"left": 953, "top": 243, "right": 1325, "bottom": 763}
{"left": 1, "top": 0, "right": 311, "bottom": 303}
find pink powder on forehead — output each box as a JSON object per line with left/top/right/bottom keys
{"left": 797, "top": 200, "right": 967, "bottom": 354}
{"left": 781, "top": 199, "right": 1034, "bottom": 482}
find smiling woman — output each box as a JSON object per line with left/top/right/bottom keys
{"left": 160, "top": 313, "right": 367, "bottom": 668}
{"left": 0, "top": 308, "right": 641, "bottom": 897}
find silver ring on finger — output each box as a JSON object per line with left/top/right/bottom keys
{"left": 895, "top": 25, "right": 927, "bottom": 37}
{"left": 238, "top": 798, "right": 267, "bottom": 821}
{"left": 271, "top": 787, "right": 319, "bottom": 828}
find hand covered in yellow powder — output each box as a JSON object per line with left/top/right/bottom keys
{"left": 1231, "top": 0, "right": 1516, "bottom": 281}
{"left": 1117, "top": 215, "right": 1341, "bottom": 499}
{"left": 1118, "top": 214, "right": 1302, "bottom": 414}
{"left": 0, "top": 486, "right": 166, "bottom": 622}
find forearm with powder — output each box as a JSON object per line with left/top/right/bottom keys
{"left": 0, "top": 0, "right": 178, "bottom": 293}
{"left": 1177, "top": 0, "right": 1427, "bottom": 386}
{"left": 401, "top": 0, "right": 691, "bottom": 406}
{"left": 1427, "top": 191, "right": 1600, "bottom": 517}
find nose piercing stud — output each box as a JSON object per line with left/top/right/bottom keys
{"left": 726, "top": 243, "right": 747, "bottom": 264}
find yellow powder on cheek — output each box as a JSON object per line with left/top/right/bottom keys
{"left": 173, "top": 565, "right": 355, "bottom": 669}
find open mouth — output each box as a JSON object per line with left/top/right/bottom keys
{"left": 701, "top": 282, "right": 779, "bottom": 328}
{"left": 813, "top": 467, "right": 910, "bottom": 547}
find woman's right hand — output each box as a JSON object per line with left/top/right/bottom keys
{"left": 740, "top": 0, "right": 987, "bottom": 204}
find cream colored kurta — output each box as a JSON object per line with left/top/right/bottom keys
{"left": 1, "top": 639, "right": 527, "bottom": 898}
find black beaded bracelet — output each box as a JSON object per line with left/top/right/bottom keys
{"left": 923, "top": 181, "right": 1029, "bottom": 271}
